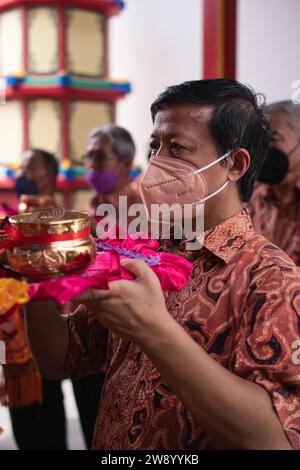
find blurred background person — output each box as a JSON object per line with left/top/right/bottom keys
{"left": 67, "top": 124, "right": 142, "bottom": 449}
{"left": 0, "top": 149, "right": 68, "bottom": 450}
{"left": 84, "top": 124, "right": 141, "bottom": 235}
{"left": 15, "top": 149, "right": 58, "bottom": 201}
{"left": 249, "top": 101, "right": 300, "bottom": 265}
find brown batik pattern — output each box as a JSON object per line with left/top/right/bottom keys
{"left": 249, "top": 183, "right": 300, "bottom": 266}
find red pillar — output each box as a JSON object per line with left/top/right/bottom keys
{"left": 203, "top": 0, "right": 237, "bottom": 79}
{"left": 21, "top": 5, "right": 28, "bottom": 72}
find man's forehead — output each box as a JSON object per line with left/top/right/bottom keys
{"left": 152, "top": 104, "right": 213, "bottom": 140}
{"left": 153, "top": 104, "right": 212, "bottom": 129}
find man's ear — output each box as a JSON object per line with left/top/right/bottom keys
{"left": 226, "top": 149, "right": 250, "bottom": 182}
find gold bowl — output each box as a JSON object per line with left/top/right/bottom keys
{"left": 7, "top": 208, "right": 96, "bottom": 280}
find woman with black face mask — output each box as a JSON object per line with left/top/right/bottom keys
{"left": 257, "top": 143, "right": 300, "bottom": 185}
{"left": 0, "top": 149, "right": 68, "bottom": 450}
{"left": 249, "top": 100, "right": 300, "bottom": 265}
{"left": 257, "top": 147, "right": 289, "bottom": 185}
{"left": 13, "top": 149, "right": 58, "bottom": 212}
{"left": 15, "top": 174, "right": 39, "bottom": 197}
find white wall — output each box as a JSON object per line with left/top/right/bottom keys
{"left": 237, "top": 0, "right": 300, "bottom": 103}
{"left": 110, "top": 0, "right": 300, "bottom": 167}
{"left": 109, "top": 0, "right": 202, "bottom": 166}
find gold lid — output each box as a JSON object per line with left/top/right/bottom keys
{"left": 9, "top": 208, "right": 91, "bottom": 237}
{"left": 10, "top": 207, "right": 90, "bottom": 225}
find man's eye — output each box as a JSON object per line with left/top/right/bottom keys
{"left": 149, "top": 143, "right": 159, "bottom": 154}
{"left": 170, "top": 143, "right": 183, "bottom": 153}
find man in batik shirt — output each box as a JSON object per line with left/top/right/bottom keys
{"left": 25, "top": 79, "right": 300, "bottom": 450}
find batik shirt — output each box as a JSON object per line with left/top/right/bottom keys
{"left": 65, "top": 209, "right": 300, "bottom": 450}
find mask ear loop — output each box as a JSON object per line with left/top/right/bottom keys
{"left": 188, "top": 150, "right": 232, "bottom": 176}
{"left": 191, "top": 150, "right": 233, "bottom": 204}
{"left": 196, "top": 180, "right": 229, "bottom": 204}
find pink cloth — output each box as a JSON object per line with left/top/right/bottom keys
{"left": 0, "top": 230, "right": 192, "bottom": 314}
{"left": 27, "top": 232, "right": 192, "bottom": 305}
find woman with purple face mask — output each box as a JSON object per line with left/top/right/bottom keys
{"left": 69, "top": 125, "right": 142, "bottom": 448}
{"left": 85, "top": 168, "right": 119, "bottom": 195}
{"left": 84, "top": 125, "right": 142, "bottom": 233}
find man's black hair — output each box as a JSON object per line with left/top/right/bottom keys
{"left": 151, "top": 78, "right": 272, "bottom": 202}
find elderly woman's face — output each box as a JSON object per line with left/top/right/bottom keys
{"left": 269, "top": 111, "right": 300, "bottom": 160}
{"left": 85, "top": 136, "right": 119, "bottom": 172}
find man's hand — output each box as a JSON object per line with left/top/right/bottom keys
{"left": 73, "top": 259, "right": 173, "bottom": 345}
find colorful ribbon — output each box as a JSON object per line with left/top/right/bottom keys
{"left": 96, "top": 241, "right": 161, "bottom": 267}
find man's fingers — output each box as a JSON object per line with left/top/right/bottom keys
{"left": 120, "top": 259, "right": 150, "bottom": 280}
{"left": 73, "top": 288, "right": 111, "bottom": 303}
{"left": 73, "top": 281, "right": 133, "bottom": 304}
{"left": 73, "top": 260, "right": 154, "bottom": 304}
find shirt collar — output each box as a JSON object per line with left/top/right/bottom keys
{"left": 162, "top": 209, "right": 255, "bottom": 264}
{"left": 201, "top": 209, "right": 255, "bottom": 263}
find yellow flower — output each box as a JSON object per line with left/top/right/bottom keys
{"left": 0, "top": 278, "right": 30, "bottom": 317}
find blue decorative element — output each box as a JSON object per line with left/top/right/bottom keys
{"left": 129, "top": 167, "right": 142, "bottom": 180}
{"left": 96, "top": 241, "right": 161, "bottom": 267}
{"left": 60, "top": 168, "right": 76, "bottom": 180}
{"left": 114, "top": 0, "right": 125, "bottom": 10}
{"left": 6, "top": 168, "right": 15, "bottom": 179}
{"left": 111, "top": 82, "right": 131, "bottom": 93}
{"left": 5, "top": 74, "right": 131, "bottom": 95}
{"left": 6, "top": 76, "right": 24, "bottom": 87}
{"left": 57, "top": 74, "right": 71, "bottom": 87}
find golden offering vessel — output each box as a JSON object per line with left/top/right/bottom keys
{"left": 7, "top": 208, "right": 96, "bottom": 280}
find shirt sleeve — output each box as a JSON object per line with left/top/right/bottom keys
{"left": 64, "top": 304, "right": 108, "bottom": 380}
{"left": 231, "top": 263, "right": 300, "bottom": 449}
